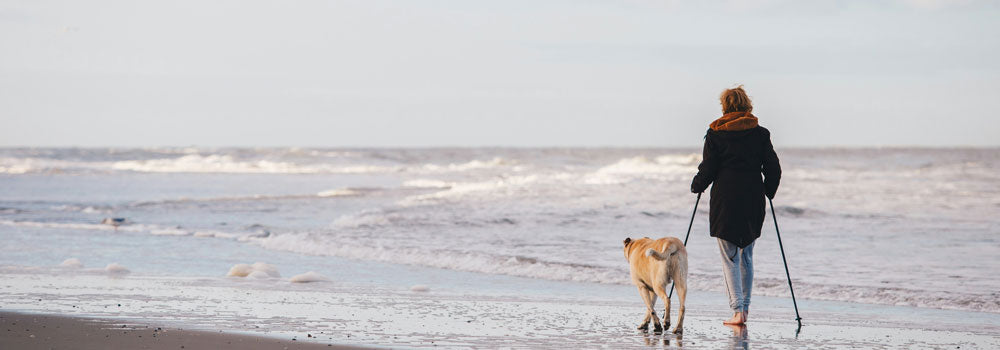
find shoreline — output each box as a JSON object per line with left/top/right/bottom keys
{"left": 0, "top": 311, "right": 369, "bottom": 350}
{"left": 1, "top": 268, "right": 998, "bottom": 349}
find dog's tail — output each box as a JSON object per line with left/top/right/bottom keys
{"left": 645, "top": 243, "right": 679, "bottom": 261}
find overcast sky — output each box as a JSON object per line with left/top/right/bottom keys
{"left": 1, "top": 0, "right": 998, "bottom": 147}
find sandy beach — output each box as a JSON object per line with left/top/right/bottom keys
{"left": 1, "top": 265, "right": 998, "bottom": 349}
{"left": 0, "top": 311, "right": 366, "bottom": 350}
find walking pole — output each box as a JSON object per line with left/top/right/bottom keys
{"left": 668, "top": 192, "right": 701, "bottom": 299}
{"left": 769, "top": 197, "right": 803, "bottom": 332}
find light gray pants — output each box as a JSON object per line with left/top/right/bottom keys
{"left": 718, "top": 238, "right": 754, "bottom": 313}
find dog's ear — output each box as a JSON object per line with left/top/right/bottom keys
{"left": 623, "top": 237, "right": 632, "bottom": 246}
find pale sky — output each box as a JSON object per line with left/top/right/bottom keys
{"left": 1, "top": 0, "right": 998, "bottom": 147}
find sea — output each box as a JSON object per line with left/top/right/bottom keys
{"left": 1, "top": 147, "right": 998, "bottom": 317}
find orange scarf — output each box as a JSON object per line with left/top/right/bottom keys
{"left": 710, "top": 111, "right": 758, "bottom": 131}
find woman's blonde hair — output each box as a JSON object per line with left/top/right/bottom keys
{"left": 720, "top": 85, "right": 753, "bottom": 114}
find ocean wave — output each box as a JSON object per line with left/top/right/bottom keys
{"left": 129, "top": 188, "right": 381, "bottom": 208}
{"left": 1, "top": 154, "right": 516, "bottom": 175}
{"left": 401, "top": 179, "right": 454, "bottom": 189}
{"left": 393, "top": 153, "right": 701, "bottom": 204}
{"left": 48, "top": 204, "right": 114, "bottom": 214}
{"left": 417, "top": 157, "right": 513, "bottom": 172}
{"left": 397, "top": 175, "right": 543, "bottom": 205}
{"left": 111, "top": 155, "right": 513, "bottom": 175}
{"left": 253, "top": 232, "right": 628, "bottom": 284}
{"left": 250, "top": 232, "right": 1000, "bottom": 313}
{"left": 0, "top": 219, "right": 149, "bottom": 233}
{"left": 111, "top": 155, "right": 344, "bottom": 174}
{"left": 0, "top": 219, "right": 259, "bottom": 240}
{"left": 316, "top": 188, "right": 363, "bottom": 197}
{"left": 584, "top": 154, "right": 700, "bottom": 185}
{"left": 3, "top": 216, "right": 995, "bottom": 313}
{"left": 0, "top": 157, "right": 110, "bottom": 174}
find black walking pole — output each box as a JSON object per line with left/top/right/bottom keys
{"left": 668, "top": 192, "right": 700, "bottom": 299}
{"left": 769, "top": 197, "right": 803, "bottom": 332}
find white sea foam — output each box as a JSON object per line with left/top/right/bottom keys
{"left": 0, "top": 220, "right": 140, "bottom": 233}
{"left": 1, "top": 151, "right": 519, "bottom": 175}
{"left": 112, "top": 155, "right": 315, "bottom": 174}
{"left": 289, "top": 271, "right": 329, "bottom": 283}
{"left": 584, "top": 154, "right": 699, "bottom": 185}
{"left": 398, "top": 175, "right": 541, "bottom": 205}
{"left": 48, "top": 204, "right": 113, "bottom": 214}
{"left": 150, "top": 228, "right": 192, "bottom": 236}
{"left": 106, "top": 155, "right": 506, "bottom": 175}
{"left": 417, "top": 157, "right": 509, "bottom": 172}
{"left": 247, "top": 270, "right": 271, "bottom": 279}
{"left": 401, "top": 179, "right": 452, "bottom": 188}
{"left": 331, "top": 209, "right": 398, "bottom": 228}
{"left": 227, "top": 264, "right": 254, "bottom": 277}
{"left": 59, "top": 258, "right": 83, "bottom": 268}
{"left": 105, "top": 263, "right": 130, "bottom": 274}
{"left": 0, "top": 157, "right": 105, "bottom": 174}
{"left": 250, "top": 262, "right": 280, "bottom": 277}
{"left": 317, "top": 188, "right": 361, "bottom": 197}
{"left": 0, "top": 220, "right": 254, "bottom": 241}
{"left": 193, "top": 230, "right": 243, "bottom": 239}
{"left": 227, "top": 262, "right": 280, "bottom": 278}
{"left": 0, "top": 163, "right": 31, "bottom": 174}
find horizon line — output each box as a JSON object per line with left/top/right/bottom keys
{"left": 1, "top": 144, "right": 997, "bottom": 150}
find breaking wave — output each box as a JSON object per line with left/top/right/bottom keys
{"left": 0, "top": 154, "right": 514, "bottom": 175}
{"left": 250, "top": 231, "right": 1000, "bottom": 313}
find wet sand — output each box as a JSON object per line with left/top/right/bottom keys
{"left": 0, "top": 311, "right": 367, "bottom": 350}
{"left": 1, "top": 266, "right": 999, "bottom": 349}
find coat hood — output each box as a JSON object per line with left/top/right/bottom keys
{"left": 710, "top": 111, "right": 758, "bottom": 132}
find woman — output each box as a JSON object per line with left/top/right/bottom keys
{"left": 691, "top": 85, "right": 781, "bottom": 325}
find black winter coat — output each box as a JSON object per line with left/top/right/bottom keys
{"left": 691, "top": 126, "right": 781, "bottom": 248}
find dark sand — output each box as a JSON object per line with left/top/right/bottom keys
{"left": 0, "top": 311, "right": 368, "bottom": 350}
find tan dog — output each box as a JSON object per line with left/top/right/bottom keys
{"left": 623, "top": 236, "right": 688, "bottom": 334}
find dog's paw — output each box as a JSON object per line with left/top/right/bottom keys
{"left": 662, "top": 321, "right": 670, "bottom": 329}
{"left": 652, "top": 325, "right": 663, "bottom": 334}
{"left": 637, "top": 323, "right": 649, "bottom": 331}
{"left": 673, "top": 327, "right": 683, "bottom": 334}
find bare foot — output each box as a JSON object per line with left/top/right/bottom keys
{"left": 723, "top": 312, "right": 745, "bottom": 325}
{"left": 723, "top": 323, "right": 747, "bottom": 338}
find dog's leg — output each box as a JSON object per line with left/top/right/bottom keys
{"left": 653, "top": 285, "right": 671, "bottom": 330}
{"left": 674, "top": 281, "right": 687, "bottom": 334}
{"left": 648, "top": 288, "right": 662, "bottom": 333}
{"left": 636, "top": 286, "right": 654, "bottom": 330}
